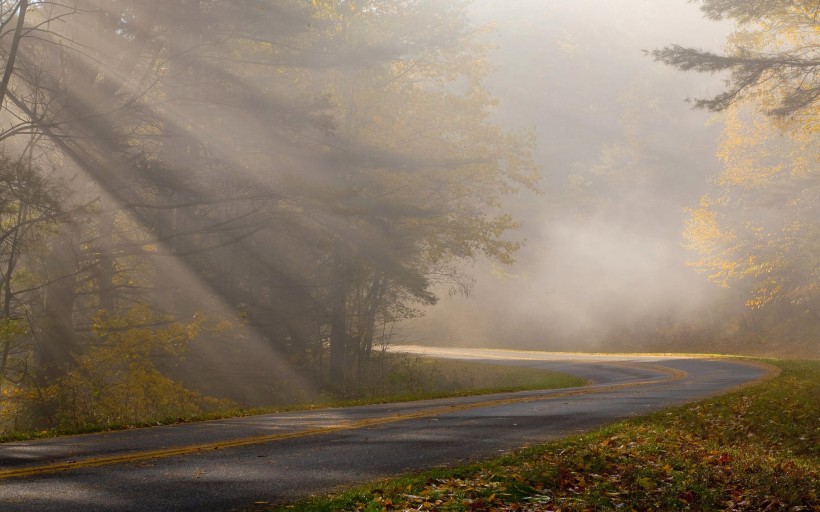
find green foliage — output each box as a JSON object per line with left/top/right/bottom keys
{"left": 0, "top": 320, "right": 34, "bottom": 432}
{"left": 0, "top": 354, "right": 579, "bottom": 441}
{"left": 660, "top": 1, "right": 820, "bottom": 346}
{"left": 2, "top": 306, "right": 232, "bottom": 433}
{"left": 0, "top": 317, "right": 25, "bottom": 343}
{"left": 336, "top": 354, "right": 585, "bottom": 401}
{"left": 653, "top": 0, "right": 820, "bottom": 117}
{"left": 275, "top": 360, "right": 819, "bottom": 512}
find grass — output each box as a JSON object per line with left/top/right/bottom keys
{"left": 0, "top": 355, "right": 584, "bottom": 443}
{"left": 335, "top": 356, "right": 588, "bottom": 401}
{"left": 270, "top": 359, "right": 819, "bottom": 512}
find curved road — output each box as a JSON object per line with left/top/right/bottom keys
{"left": 0, "top": 347, "right": 771, "bottom": 511}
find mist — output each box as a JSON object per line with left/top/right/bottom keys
{"left": 407, "top": 0, "right": 745, "bottom": 351}
{"left": 0, "top": 0, "right": 816, "bottom": 433}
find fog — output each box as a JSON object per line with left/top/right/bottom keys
{"left": 0, "top": 0, "right": 815, "bottom": 430}
{"left": 407, "top": 0, "right": 736, "bottom": 350}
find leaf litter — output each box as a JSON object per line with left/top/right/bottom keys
{"left": 276, "top": 360, "right": 819, "bottom": 512}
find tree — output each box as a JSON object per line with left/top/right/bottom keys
{"left": 684, "top": 103, "right": 819, "bottom": 311}
{"left": 652, "top": 0, "right": 820, "bottom": 120}
{"left": 0, "top": 0, "right": 28, "bottom": 109}
{"left": 0, "top": 156, "right": 67, "bottom": 394}
{"left": 0, "top": 0, "right": 537, "bottom": 404}
{"left": 659, "top": 0, "right": 819, "bottom": 347}
{"left": 285, "top": 0, "right": 538, "bottom": 383}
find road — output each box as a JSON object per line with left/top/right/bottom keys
{"left": 0, "top": 347, "right": 771, "bottom": 511}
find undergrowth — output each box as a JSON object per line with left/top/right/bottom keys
{"left": 0, "top": 356, "right": 582, "bottom": 442}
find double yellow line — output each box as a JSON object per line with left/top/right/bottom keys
{"left": 0, "top": 362, "right": 686, "bottom": 480}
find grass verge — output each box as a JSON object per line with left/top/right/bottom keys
{"left": 0, "top": 356, "right": 583, "bottom": 443}
{"left": 270, "top": 359, "right": 819, "bottom": 511}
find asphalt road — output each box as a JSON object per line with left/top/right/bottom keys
{"left": 0, "top": 347, "right": 771, "bottom": 511}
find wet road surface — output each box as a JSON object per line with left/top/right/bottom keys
{"left": 0, "top": 347, "right": 771, "bottom": 511}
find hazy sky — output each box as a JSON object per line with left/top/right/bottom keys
{"left": 406, "top": 0, "right": 737, "bottom": 349}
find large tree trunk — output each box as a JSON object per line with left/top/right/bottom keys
{"left": 35, "top": 225, "right": 79, "bottom": 385}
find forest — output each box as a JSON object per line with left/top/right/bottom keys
{"left": 0, "top": 0, "right": 817, "bottom": 435}
{"left": 0, "top": 0, "right": 539, "bottom": 432}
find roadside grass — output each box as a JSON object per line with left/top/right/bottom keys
{"left": 336, "top": 357, "right": 587, "bottom": 402}
{"left": 0, "top": 356, "right": 583, "bottom": 442}
{"left": 271, "top": 359, "right": 819, "bottom": 512}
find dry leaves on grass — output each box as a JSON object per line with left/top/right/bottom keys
{"left": 278, "top": 361, "right": 818, "bottom": 512}
{"left": 338, "top": 362, "right": 818, "bottom": 512}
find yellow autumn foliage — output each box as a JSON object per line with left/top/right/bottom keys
{"left": 41, "top": 306, "right": 230, "bottom": 430}
{"left": 681, "top": 0, "right": 819, "bottom": 311}
{"left": 685, "top": 102, "right": 818, "bottom": 309}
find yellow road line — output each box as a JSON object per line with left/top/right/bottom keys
{"left": 0, "top": 362, "right": 686, "bottom": 480}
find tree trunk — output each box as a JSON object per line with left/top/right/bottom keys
{"left": 357, "top": 274, "right": 384, "bottom": 372}
{"left": 329, "top": 281, "right": 348, "bottom": 387}
{"left": 35, "top": 224, "right": 79, "bottom": 385}
{"left": 0, "top": 201, "right": 26, "bottom": 395}
{"left": 97, "top": 205, "right": 116, "bottom": 313}
{"left": 0, "top": 0, "right": 28, "bottom": 109}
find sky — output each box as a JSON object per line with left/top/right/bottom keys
{"left": 405, "top": 0, "right": 738, "bottom": 350}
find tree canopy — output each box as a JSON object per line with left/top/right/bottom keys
{"left": 652, "top": 0, "right": 819, "bottom": 120}
{"left": 0, "top": 0, "right": 538, "bottom": 428}
{"left": 659, "top": 0, "right": 819, "bottom": 347}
